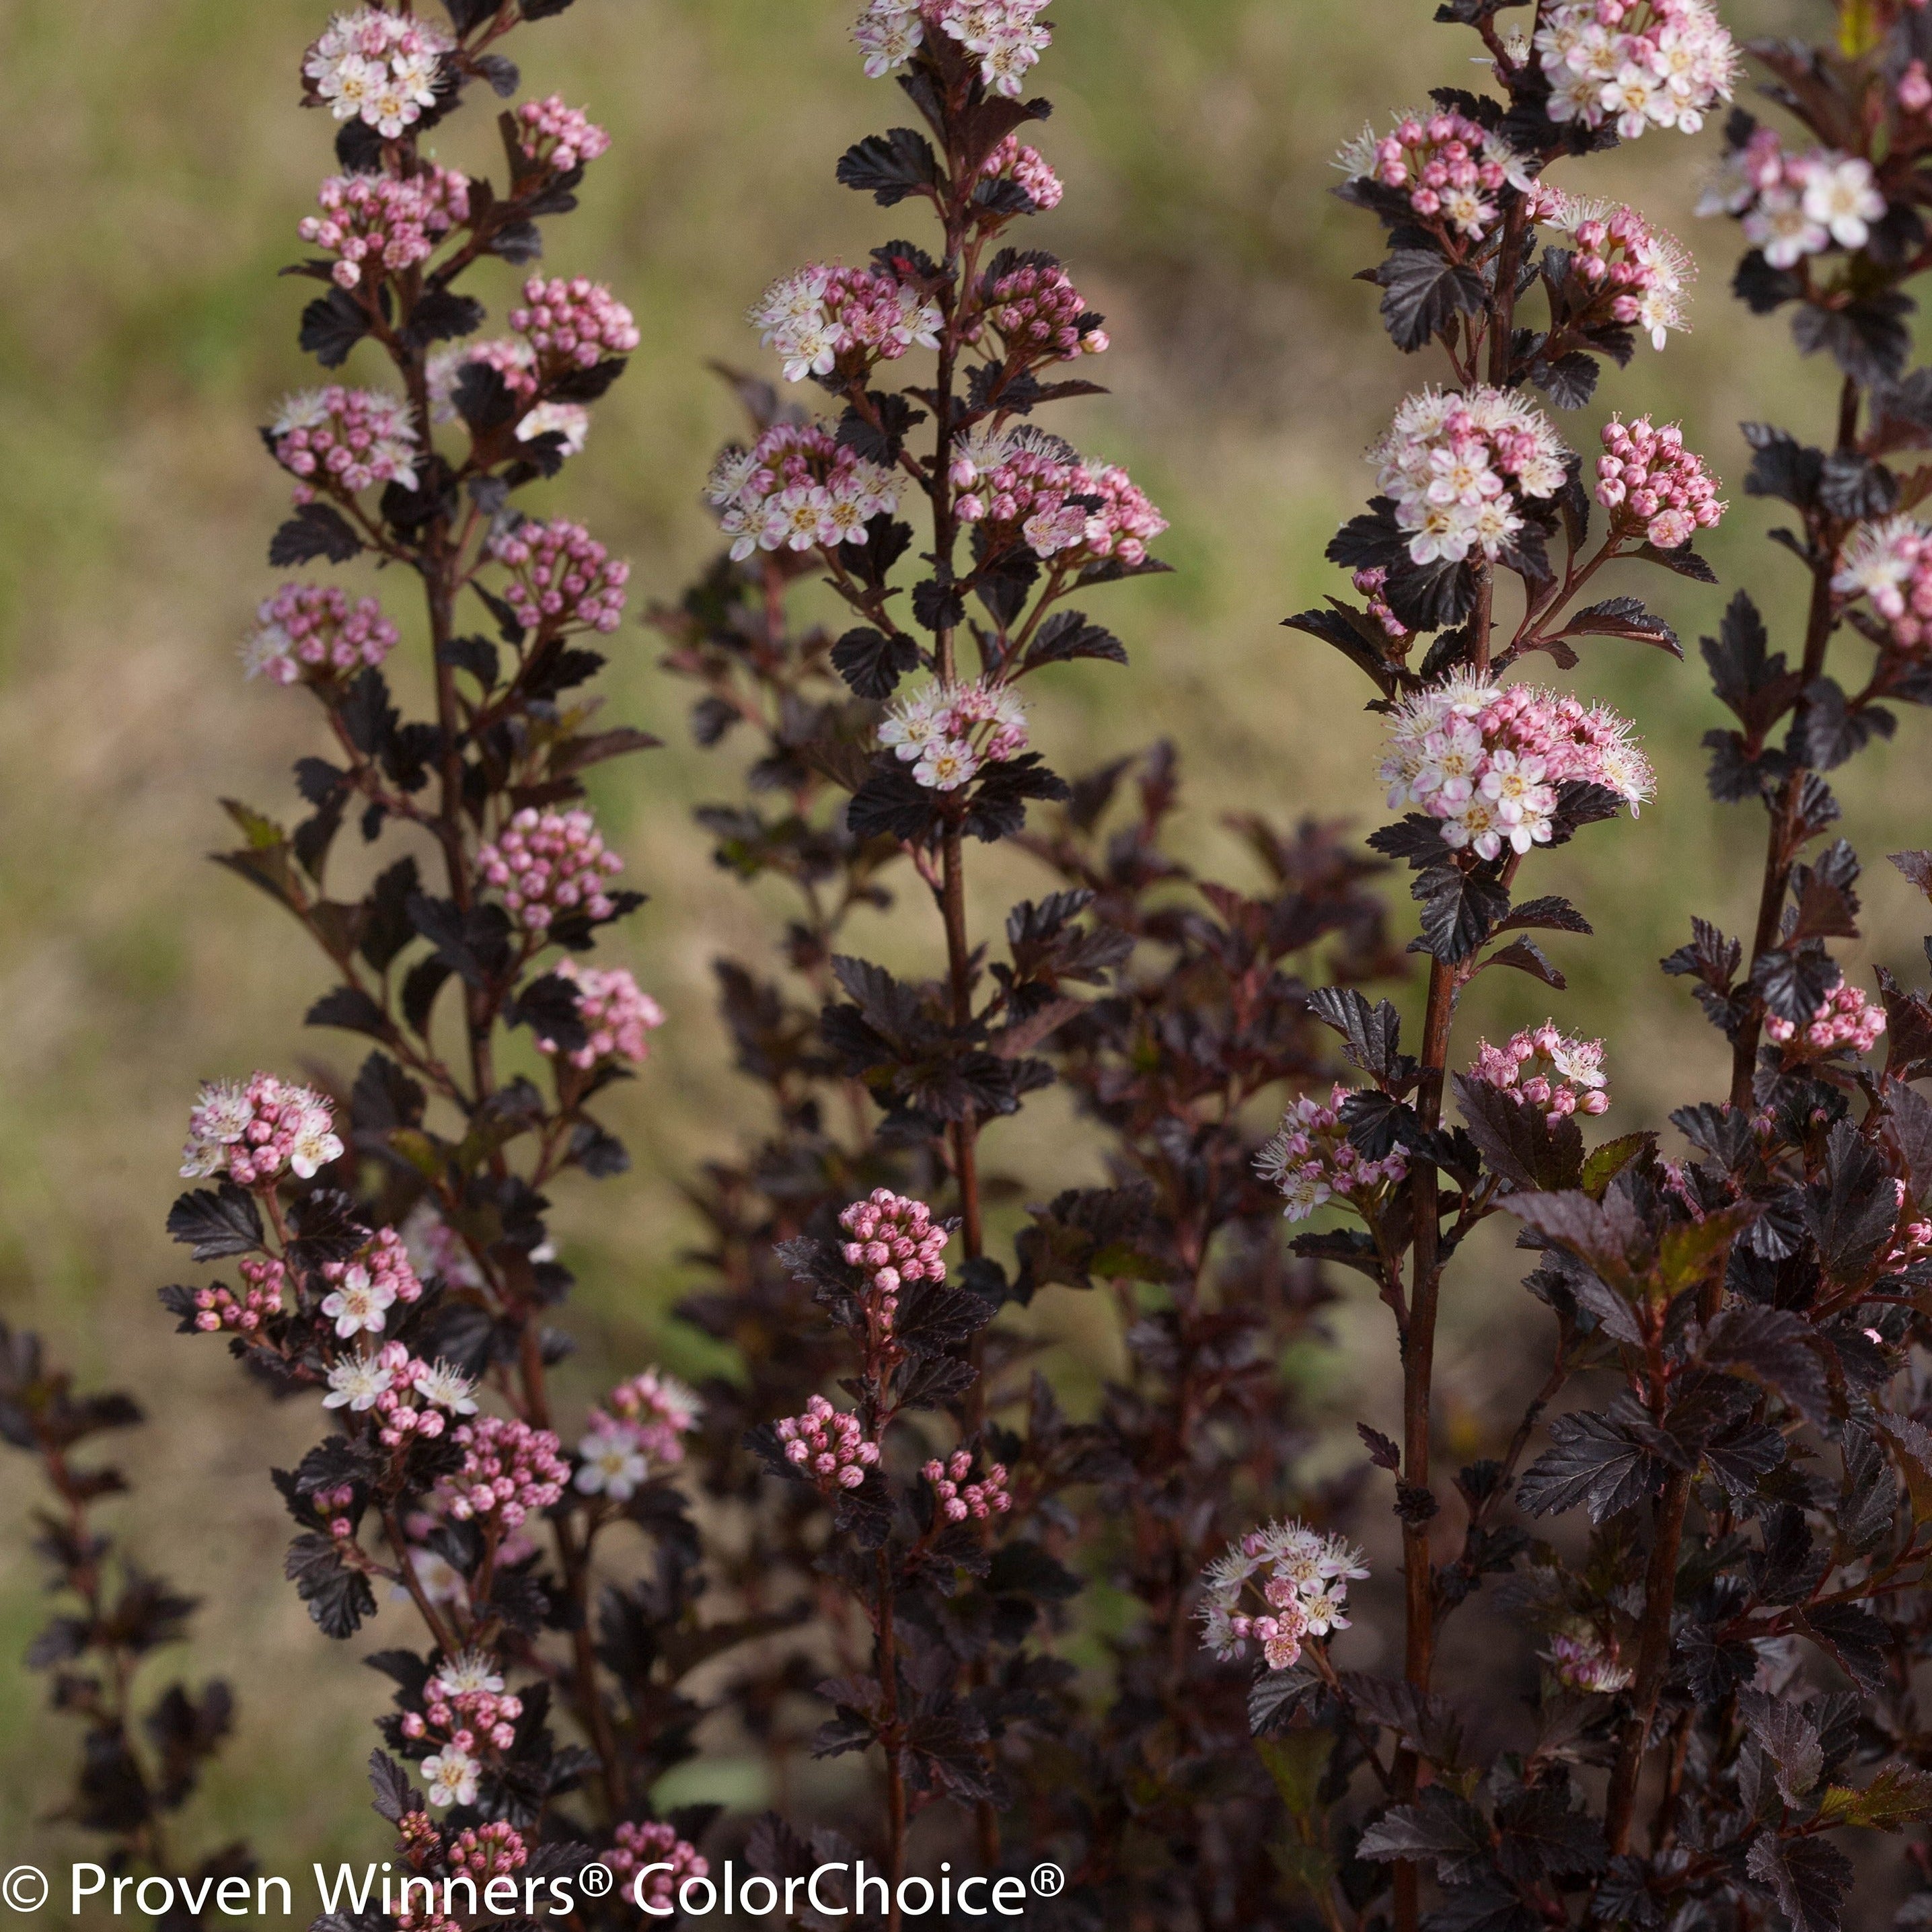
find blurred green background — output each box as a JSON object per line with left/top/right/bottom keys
{"left": 1, "top": 0, "right": 1925, "bottom": 1883}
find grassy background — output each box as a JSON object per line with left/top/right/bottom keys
{"left": 1, "top": 0, "right": 1927, "bottom": 1886}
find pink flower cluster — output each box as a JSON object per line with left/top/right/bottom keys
{"left": 1529, "top": 190, "right": 1692, "bottom": 350}
{"left": 270, "top": 387, "right": 418, "bottom": 496}
{"left": 488, "top": 518, "right": 630, "bottom": 634}
{"left": 445, "top": 1822, "right": 527, "bottom": 1883}
{"left": 181, "top": 1073, "right": 344, "bottom": 1185}
{"left": 982, "top": 133, "right": 1062, "bottom": 212}
{"left": 1534, "top": 0, "right": 1736, "bottom": 139}
{"left": 1594, "top": 416, "right": 1723, "bottom": 552}
{"left": 774, "top": 1395, "right": 881, "bottom": 1493}
{"left": 322, "top": 1341, "right": 478, "bottom": 1445}
{"left": 537, "top": 959, "right": 665, "bottom": 1070}
{"left": 402, "top": 1651, "right": 525, "bottom": 1762}
{"left": 706, "top": 422, "right": 904, "bottom": 562}
{"left": 1701, "top": 130, "right": 1888, "bottom": 267}
{"left": 1371, "top": 387, "right": 1569, "bottom": 568}
{"left": 839, "top": 1189, "right": 951, "bottom": 1324}
{"left": 318, "top": 1228, "right": 426, "bottom": 1339}
{"left": 429, "top": 336, "right": 537, "bottom": 414}
{"left": 1832, "top": 517, "right": 1932, "bottom": 652}
{"left": 879, "top": 678, "right": 1029, "bottom": 792}
{"left": 606, "top": 1823, "right": 709, "bottom": 1908}
{"left": 302, "top": 8, "right": 451, "bottom": 139}
{"left": 1255, "top": 1084, "right": 1410, "bottom": 1224}
{"left": 1545, "top": 1633, "right": 1633, "bottom": 1693}
{"left": 980, "top": 260, "right": 1107, "bottom": 362}
{"left": 853, "top": 0, "right": 1052, "bottom": 98}
{"left": 189, "top": 1257, "right": 288, "bottom": 1336}
{"left": 241, "top": 583, "right": 398, "bottom": 686}
{"left": 476, "top": 807, "right": 624, "bottom": 933}
{"left": 298, "top": 168, "right": 468, "bottom": 291}
{"left": 924, "top": 1450, "right": 1012, "bottom": 1522}
{"left": 434, "top": 1416, "right": 570, "bottom": 1529}
{"left": 951, "top": 426, "right": 1166, "bottom": 569}
{"left": 515, "top": 96, "right": 610, "bottom": 175}
{"left": 1197, "top": 1518, "right": 1368, "bottom": 1673}
{"left": 575, "top": 1369, "right": 702, "bottom": 1501}
{"left": 509, "top": 276, "right": 640, "bottom": 375}
{"left": 1764, "top": 981, "right": 1888, "bottom": 1056}
{"left": 1467, "top": 1023, "right": 1611, "bottom": 1129}
{"left": 748, "top": 264, "right": 942, "bottom": 385}
{"left": 1379, "top": 672, "right": 1656, "bottom": 860}
{"left": 1336, "top": 109, "right": 1532, "bottom": 239}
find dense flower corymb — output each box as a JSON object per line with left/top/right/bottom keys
{"left": 1832, "top": 517, "right": 1932, "bottom": 651}
{"left": 1255, "top": 1085, "right": 1410, "bottom": 1222}
{"left": 606, "top": 1823, "right": 709, "bottom": 1910}
{"left": 537, "top": 959, "right": 664, "bottom": 1070}
{"left": 840, "top": 1189, "right": 950, "bottom": 1323}
{"left": 1530, "top": 190, "right": 1693, "bottom": 350}
{"left": 298, "top": 168, "right": 469, "bottom": 291}
{"left": 704, "top": 421, "right": 903, "bottom": 562}
{"left": 1335, "top": 109, "right": 1534, "bottom": 240}
{"left": 979, "top": 258, "right": 1108, "bottom": 363}
{"left": 242, "top": 583, "right": 398, "bottom": 685}
{"left": 879, "top": 679, "right": 1029, "bottom": 792}
{"left": 575, "top": 1368, "right": 702, "bottom": 1499}
{"left": 434, "top": 1416, "right": 570, "bottom": 1529}
{"left": 774, "top": 1395, "right": 881, "bottom": 1493}
{"left": 509, "top": 276, "right": 640, "bottom": 376}
{"left": 950, "top": 425, "right": 1167, "bottom": 569}
{"left": 1467, "top": 1024, "right": 1611, "bottom": 1128}
{"left": 852, "top": 0, "right": 1053, "bottom": 96}
{"left": 476, "top": 807, "right": 625, "bottom": 933}
{"left": 301, "top": 8, "right": 453, "bottom": 138}
{"left": 749, "top": 263, "right": 942, "bottom": 384}
{"left": 1593, "top": 416, "right": 1724, "bottom": 551}
{"left": 924, "top": 1449, "right": 1012, "bottom": 1522}
{"left": 1370, "top": 387, "right": 1569, "bottom": 568}
{"left": 488, "top": 519, "right": 630, "bottom": 635}
{"left": 1764, "top": 981, "right": 1887, "bottom": 1056}
{"left": 981, "top": 133, "right": 1062, "bottom": 211}
{"left": 181, "top": 1073, "right": 343, "bottom": 1185}
{"left": 270, "top": 387, "right": 418, "bottom": 496}
{"left": 1378, "top": 673, "right": 1655, "bottom": 860}
{"left": 515, "top": 96, "right": 610, "bottom": 175}
{"left": 1701, "top": 128, "right": 1887, "bottom": 267}
{"left": 1534, "top": 0, "right": 1736, "bottom": 139}
{"left": 1198, "top": 1519, "right": 1369, "bottom": 1672}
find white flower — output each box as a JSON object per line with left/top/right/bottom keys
{"left": 323, "top": 1354, "right": 394, "bottom": 1412}
{"left": 518, "top": 402, "right": 590, "bottom": 457}
{"left": 575, "top": 1430, "right": 649, "bottom": 1501}
{"left": 912, "top": 739, "right": 979, "bottom": 791}
{"left": 429, "top": 1649, "right": 505, "bottom": 1700}
{"left": 1744, "top": 188, "right": 1828, "bottom": 270}
{"left": 1319, "top": 1534, "right": 1371, "bottom": 1583}
{"left": 289, "top": 1109, "right": 346, "bottom": 1179}
{"left": 1300, "top": 1588, "right": 1351, "bottom": 1637}
{"left": 320, "top": 1264, "right": 396, "bottom": 1339}
{"left": 1277, "top": 1165, "right": 1333, "bottom": 1222}
{"left": 1801, "top": 153, "right": 1886, "bottom": 251}
{"left": 412, "top": 1360, "right": 480, "bottom": 1415}
{"left": 422, "top": 1746, "right": 480, "bottom": 1809}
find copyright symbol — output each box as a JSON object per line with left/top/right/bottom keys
{"left": 579, "top": 1861, "right": 614, "bottom": 1900}
{"left": 2, "top": 1868, "right": 47, "bottom": 1912}
{"left": 1030, "top": 1863, "right": 1064, "bottom": 1898}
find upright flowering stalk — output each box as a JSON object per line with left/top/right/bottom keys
{"left": 157, "top": 1, "right": 735, "bottom": 1900}
{"left": 1278, "top": 9, "right": 1734, "bottom": 1928}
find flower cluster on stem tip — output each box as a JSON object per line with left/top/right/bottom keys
{"left": 749, "top": 263, "right": 942, "bottom": 385}
{"left": 515, "top": 96, "right": 610, "bottom": 174}
{"left": 189, "top": 1257, "right": 287, "bottom": 1336}
{"left": 1702, "top": 129, "right": 1887, "bottom": 267}
{"left": 488, "top": 519, "right": 630, "bottom": 635}
{"left": 1533, "top": 0, "right": 1736, "bottom": 139}
{"left": 446, "top": 1821, "right": 527, "bottom": 1883}
{"left": 705, "top": 422, "right": 903, "bottom": 562}
{"left": 1764, "top": 980, "right": 1887, "bottom": 1057}
{"left": 433, "top": 1416, "right": 570, "bottom": 1529}
{"left": 774, "top": 1395, "right": 881, "bottom": 1493}
{"left": 270, "top": 387, "right": 418, "bottom": 498}
{"left": 297, "top": 168, "right": 469, "bottom": 291}
{"left": 1379, "top": 673, "right": 1655, "bottom": 860}
{"left": 982, "top": 132, "right": 1062, "bottom": 211}
{"left": 1256, "top": 1086, "right": 1410, "bottom": 1223}
{"left": 537, "top": 960, "right": 664, "bottom": 1070}
{"left": 1530, "top": 191, "right": 1694, "bottom": 350}
{"left": 476, "top": 807, "right": 624, "bottom": 933}
{"left": 241, "top": 583, "right": 398, "bottom": 685}
{"left": 879, "top": 679, "right": 1029, "bottom": 792}
{"left": 852, "top": 0, "right": 1053, "bottom": 96}
{"left": 951, "top": 426, "right": 1167, "bottom": 568}
{"left": 1832, "top": 517, "right": 1932, "bottom": 651}
{"left": 1335, "top": 110, "right": 1534, "bottom": 241}
{"left": 1198, "top": 1520, "right": 1369, "bottom": 1672}
{"left": 301, "top": 8, "right": 451, "bottom": 138}
{"left": 979, "top": 257, "right": 1108, "bottom": 363}
{"left": 574, "top": 1370, "right": 702, "bottom": 1501}
{"left": 605, "top": 1823, "right": 709, "bottom": 1906}
{"left": 1594, "top": 415, "right": 1724, "bottom": 550}
{"left": 1370, "top": 387, "right": 1569, "bottom": 568}
{"left": 1545, "top": 1631, "right": 1634, "bottom": 1694}
{"left": 180, "top": 1073, "right": 343, "bottom": 1185}
{"left": 509, "top": 276, "right": 640, "bottom": 376}
{"left": 924, "top": 1450, "right": 1012, "bottom": 1522}
{"left": 838, "top": 1189, "right": 951, "bottom": 1321}
{"left": 1467, "top": 1023, "right": 1611, "bottom": 1128}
